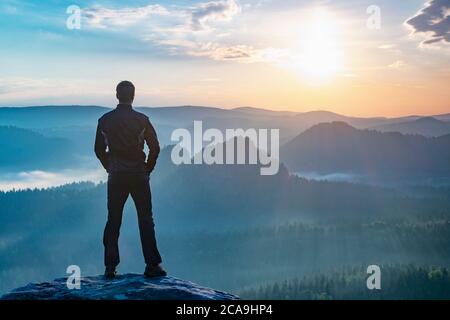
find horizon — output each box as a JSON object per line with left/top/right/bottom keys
{"left": 1, "top": 104, "right": 449, "bottom": 119}
{"left": 0, "top": 0, "right": 449, "bottom": 117}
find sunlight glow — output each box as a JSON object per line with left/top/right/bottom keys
{"left": 290, "top": 7, "right": 344, "bottom": 85}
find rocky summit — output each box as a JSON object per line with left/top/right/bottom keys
{"left": 1, "top": 274, "right": 239, "bottom": 300}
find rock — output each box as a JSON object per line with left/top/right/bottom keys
{"left": 1, "top": 274, "right": 239, "bottom": 300}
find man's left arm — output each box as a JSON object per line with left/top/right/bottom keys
{"left": 94, "top": 120, "right": 110, "bottom": 171}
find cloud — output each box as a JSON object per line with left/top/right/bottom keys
{"left": 0, "top": 77, "right": 55, "bottom": 94}
{"left": 378, "top": 44, "right": 396, "bottom": 49}
{"left": 388, "top": 60, "right": 407, "bottom": 69}
{"left": 84, "top": 4, "right": 169, "bottom": 28}
{"left": 192, "top": 44, "right": 257, "bottom": 61}
{"left": 81, "top": 1, "right": 286, "bottom": 65}
{"left": 83, "top": 1, "right": 240, "bottom": 32}
{"left": 189, "top": 0, "right": 241, "bottom": 31}
{"left": 156, "top": 39, "right": 288, "bottom": 63}
{"left": 0, "top": 77, "right": 110, "bottom": 104}
{"left": 188, "top": 42, "right": 258, "bottom": 61}
{"left": 1, "top": 4, "right": 18, "bottom": 14}
{"left": 405, "top": 0, "right": 450, "bottom": 47}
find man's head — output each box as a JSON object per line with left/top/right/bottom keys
{"left": 116, "top": 81, "right": 135, "bottom": 104}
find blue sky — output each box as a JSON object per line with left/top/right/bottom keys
{"left": 0, "top": 0, "right": 449, "bottom": 116}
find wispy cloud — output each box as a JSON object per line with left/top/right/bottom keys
{"left": 388, "top": 60, "right": 407, "bottom": 69}
{"left": 81, "top": 1, "right": 287, "bottom": 64}
{"left": 0, "top": 77, "right": 56, "bottom": 94}
{"left": 405, "top": 0, "right": 450, "bottom": 47}
{"left": 378, "top": 44, "right": 396, "bottom": 50}
{"left": 1, "top": 4, "right": 18, "bottom": 14}
{"left": 83, "top": 4, "right": 169, "bottom": 28}
{"left": 83, "top": 0, "right": 240, "bottom": 32}
{"left": 156, "top": 39, "right": 289, "bottom": 63}
{"left": 0, "top": 77, "right": 109, "bottom": 102}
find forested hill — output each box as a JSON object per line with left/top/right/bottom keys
{"left": 240, "top": 265, "right": 450, "bottom": 300}
{"left": 0, "top": 126, "right": 76, "bottom": 169}
{"left": 281, "top": 122, "right": 450, "bottom": 177}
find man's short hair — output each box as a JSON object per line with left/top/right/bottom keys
{"left": 116, "top": 81, "right": 135, "bottom": 102}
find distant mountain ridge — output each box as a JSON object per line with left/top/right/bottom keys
{"left": 281, "top": 121, "right": 450, "bottom": 177}
{"left": 0, "top": 126, "right": 76, "bottom": 170}
{"left": 1, "top": 105, "right": 450, "bottom": 174}
{"left": 1, "top": 105, "right": 449, "bottom": 135}
{"left": 0, "top": 105, "right": 108, "bottom": 128}
{"left": 372, "top": 116, "right": 450, "bottom": 137}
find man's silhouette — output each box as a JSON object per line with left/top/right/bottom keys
{"left": 95, "top": 81, "right": 166, "bottom": 279}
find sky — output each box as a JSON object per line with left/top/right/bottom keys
{"left": 0, "top": 0, "right": 449, "bottom": 117}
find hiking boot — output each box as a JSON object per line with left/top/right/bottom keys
{"left": 144, "top": 264, "right": 167, "bottom": 278}
{"left": 104, "top": 267, "right": 117, "bottom": 279}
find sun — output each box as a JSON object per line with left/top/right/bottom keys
{"left": 290, "top": 8, "right": 344, "bottom": 84}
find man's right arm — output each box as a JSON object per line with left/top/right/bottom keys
{"left": 94, "top": 120, "right": 110, "bottom": 171}
{"left": 144, "top": 118, "right": 160, "bottom": 173}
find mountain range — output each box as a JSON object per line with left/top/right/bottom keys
{"left": 0, "top": 126, "right": 76, "bottom": 170}
{"left": 1, "top": 105, "right": 450, "bottom": 182}
{"left": 1, "top": 106, "right": 449, "bottom": 146}
{"left": 281, "top": 121, "right": 450, "bottom": 178}
{"left": 371, "top": 116, "right": 450, "bottom": 137}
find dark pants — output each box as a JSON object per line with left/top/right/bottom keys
{"left": 103, "top": 173, "right": 162, "bottom": 268}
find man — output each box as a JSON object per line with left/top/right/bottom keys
{"left": 95, "top": 80, "right": 166, "bottom": 279}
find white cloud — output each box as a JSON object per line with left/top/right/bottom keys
{"left": 189, "top": 0, "right": 241, "bottom": 31}
{"left": 388, "top": 60, "right": 407, "bottom": 69}
{"left": 83, "top": 4, "right": 169, "bottom": 28}
{"left": 405, "top": 0, "right": 450, "bottom": 47}
{"left": 378, "top": 44, "right": 396, "bottom": 49}
{"left": 156, "top": 39, "right": 289, "bottom": 63}
{"left": 83, "top": 0, "right": 240, "bottom": 32}
{"left": 0, "top": 77, "right": 110, "bottom": 103}
{"left": 189, "top": 43, "right": 259, "bottom": 61}
{"left": 0, "top": 77, "right": 56, "bottom": 94}
{"left": 81, "top": 1, "right": 288, "bottom": 65}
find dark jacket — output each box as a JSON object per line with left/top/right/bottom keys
{"left": 95, "top": 104, "right": 160, "bottom": 173}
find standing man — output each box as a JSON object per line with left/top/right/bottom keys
{"left": 95, "top": 81, "right": 166, "bottom": 279}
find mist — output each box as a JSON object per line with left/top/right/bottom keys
{"left": 0, "top": 169, "right": 107, "bottom": 192}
